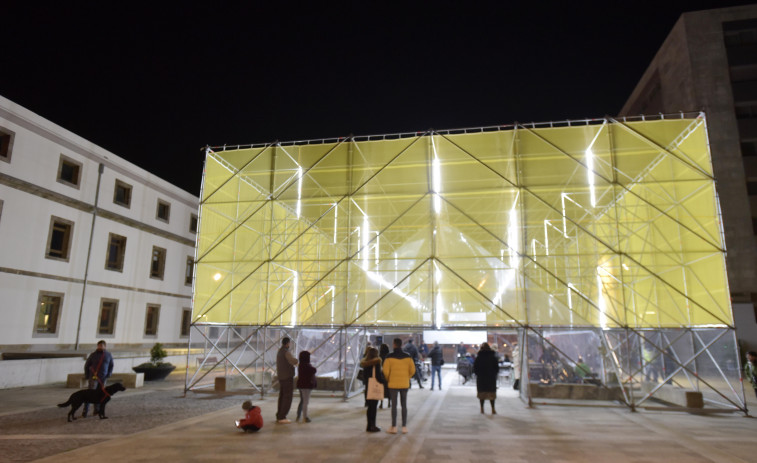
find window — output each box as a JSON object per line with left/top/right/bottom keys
{"left": 144, "top": 304, "right": 160, "bottom": 336}
{"left": 742, "top": 141, "right": 757, "bottom": 157}
{"left": 749, "top": 180, "right": 757, "bottom": 196}
{"left": 0, "top": 199, "right": 4, "bottom": 224}
{"left": 46, "top": 216, "right": 74, "bottom": 261}
{"left": 0, "top": 126, "right": 14, "bottom": 163}
{"left": 181, "top": 308, "right": 192, "bottom": 337}
{"left": 156, "top": 199, "right": 171, "bottom": 223}
{"left": 189, "top": 214, "right": 198, "bottom": 233}
{"left": 150, "top": 246, "right": 167, "bottom": 279}
{"left": 185, "top": 256, "right": 194, "bottom": 285}
{"left": 113, "top": 179, "right": 132, "bottom": 208}
{"left": 98, "top": 299, "right": 118, "bottom": 335}
{"left": 105, "top": 233, "right": 127, "bottom": 271}
{"left": 56, "top": 155, "right": 82, "bottom": 188}
{"left": 35, "top": 291, "right": 63, "bottom": 335}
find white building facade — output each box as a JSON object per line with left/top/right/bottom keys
{"left": 0, "top": 95, "right": 198, "bottom": 352}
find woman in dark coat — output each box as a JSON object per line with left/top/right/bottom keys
{"left": 379, "top": 343, "right": 391, "bottom": 409}
{"left": 360, "top": 347, "right": 384, "bottom": 432}
{"left": 473, "top": 342, "right": 500, "bottom": 414}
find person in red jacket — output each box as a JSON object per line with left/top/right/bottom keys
{"left": 236, "top": 400, "right": 263, "bottom": 432}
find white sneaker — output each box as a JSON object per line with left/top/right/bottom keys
{"left": 276, "top": 419, "right": 292, "bottom": 424}
{"left": 402, "top": 426, "right": 408, "bottom": 434}
{"left": 387, "top": 426, "right": 397, "bottom": 434}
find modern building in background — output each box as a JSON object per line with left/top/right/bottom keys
{"left": 620, "top": 3, "right": 757, "bottom": 351}
{"left": 0, "top": 95, "right": 198, "bottom": 352}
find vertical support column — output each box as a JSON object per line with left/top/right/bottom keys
{"left": 263, "top": 145, "right": 277, "bottom": 328}
{"left": 627, "top": 328, "right": 636, "bottom": 411}
{"left": 429, "top": 132, "right": 438, "bottom": 328}
{"left": 344, "top": 140, "right": 354, "bottom": 330}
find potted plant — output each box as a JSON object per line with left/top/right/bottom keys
{"left": 133, "top": 343, "right": 176, "bottom": 381}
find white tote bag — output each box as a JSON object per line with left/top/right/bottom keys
{"left": 366, "top": 366, "right": 384, "bottom": 400}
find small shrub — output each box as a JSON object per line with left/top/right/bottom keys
{"left": 150, "top": 343, "right": 168, "bottom": 365}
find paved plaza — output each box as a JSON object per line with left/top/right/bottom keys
{"left": 1, "top": 368, "right": 756, "bottom": 463}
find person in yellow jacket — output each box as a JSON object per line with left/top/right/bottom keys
{"left": 382, "top": 338, "right": 416, "bottom": 434}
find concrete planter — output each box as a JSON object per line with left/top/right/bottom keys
{"left": 133, "top": 364, "right": 176, "bottom": 381}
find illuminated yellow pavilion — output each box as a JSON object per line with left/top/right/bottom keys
{"left": 188, "top": 114, "right": 744, "bottom": 412}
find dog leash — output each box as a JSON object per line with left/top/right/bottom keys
{"left": 90, "top": 352, "right": 111, "bottom": 402}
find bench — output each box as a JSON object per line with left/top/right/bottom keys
{"left": 67, "top": 373, "right": 144, "bottom": 389}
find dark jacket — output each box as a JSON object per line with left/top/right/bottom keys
{"left": 428, "top": 345, "right": 444, "bottom": 366}
{"left": 84, "top": 349, "right": 114, "bottom": 381}
{"left": 296, "top": 351, "right": 317, "bottom": 389}
{"left": 473, "top": 349, "right": 500, "bottom": 393}
{"left": 277, "top": 345, "right": 298, "bottom": 381}
{"left": 403, "top": 342, "right": 420, "bottom": 362}
{"left": 360, "top": 356, "right": 384, "bottom": 386}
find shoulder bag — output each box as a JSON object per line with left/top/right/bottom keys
{"left": 366, "top": 366, "right": 385, "bottom": 400}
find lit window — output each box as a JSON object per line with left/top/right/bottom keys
{"left": 150, "top": 246, "right": 167, "bottom": 279}
{"left": 156, "top": 199, "right": 171, "bottom": 223}
{"left": 113, "top": 180, "right": 132, "bottom": 208}
{"left": 98, "top": 299, "right": 118, "bottom": 335}
{"left": 46, "top": 216, "right": 74, "bottom": 261}
{"left": 144, "top": 304, "right": 160, "bottom": 336}
{"left": 105, "top": 233, "right": 127, "bottom": 271}
{"left": 57, "top": 155, "right": 82, "bottom": 188}
{"left": 35, "top": 292, "right": 63, "bottom": 334}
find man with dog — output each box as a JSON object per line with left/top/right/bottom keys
{"left": 82, "top": 340, "right": 114, "bottom": 418}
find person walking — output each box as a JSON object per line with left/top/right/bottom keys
{"left": 296, "top": 350, "right": 316, "bottom": 423}
{"left": 403, "top": 339, "right": 424, "bottom": 388}
{"left": 276, "top": 337, "right": 299, "bottom": 424}
{"left": 428, "top": 341, "right": 444, "bottom": 390}
{"left": 473, "top": 342, "right": 500, "bottom": 414}
{"left": 82, "top": 340, "right": 114, "bottom": 418}
{"left": 383, "top": 338, "right": 415, "bottom": 434}
{"left": 360, "top": 347, "right": 384, "bottom": 432}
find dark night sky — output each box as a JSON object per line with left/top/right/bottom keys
{"left": 2, "top": 1, "right": 755, "bottom": 196}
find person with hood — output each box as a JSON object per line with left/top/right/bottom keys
{"left": 276, "top": 337, "right": 299, "bottom": 424}
{"left": 82, "top": 340, "right": 114, "bottom": 418}
{"left": 474, "top": 342, "right": 500, "bottom": 414}
{"left": 296, "top": 350, "right": 316, "bottom": 423}
{"left": 360, "top": 346, "right": 384, "bottom": 432}
{"left": 383, "top": 338, "right": 415, "bottom": 434}
{"left": 428, "top": 341, "right": 444, "bottom": 390}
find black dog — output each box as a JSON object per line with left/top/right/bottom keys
{"left": 58, "top": 383, "right": 126, "bottom": 422}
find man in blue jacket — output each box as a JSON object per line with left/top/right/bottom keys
{"left": 83, "top": 340, "right": 114, "bottom": 417}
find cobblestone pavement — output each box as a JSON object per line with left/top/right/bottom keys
{"left": 0, "top": 375, "right": 241, "bottom": 463}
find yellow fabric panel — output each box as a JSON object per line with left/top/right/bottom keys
{"left": 194, "top": 118, "right": 732, "bottom": 328}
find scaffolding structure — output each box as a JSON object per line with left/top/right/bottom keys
{"left": 186, "top": 114, "right": 746, "bottom": 413}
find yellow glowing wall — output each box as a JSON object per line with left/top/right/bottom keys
{"left": 193, "top": 117, "right": 732, "bottom": 329}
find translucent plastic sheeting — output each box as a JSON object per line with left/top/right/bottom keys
{"left": 194, "top": 117, "right": 732, "bottom": 329}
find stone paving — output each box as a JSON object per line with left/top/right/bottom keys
{"left": 1, "top": 369, "right": 756, "bottom": 462}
